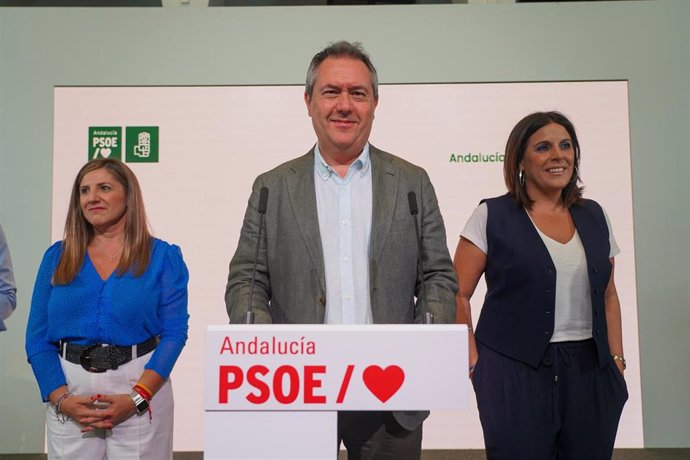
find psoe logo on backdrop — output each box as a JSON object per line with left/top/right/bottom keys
{"left": 89, "top": 127, "right": 122, "bottom": 160}
{"left": 126, "top": 126, "right": 159, "bottom": 163}
{"left": 449, "top": 152, "right": 504, "bottom": 164}
{"left": 88, "top": 126, "right": 159, "bottom": 163}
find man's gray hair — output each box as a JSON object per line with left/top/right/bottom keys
{"left": 305, "top": 41, "right": 379, "bottom": 100}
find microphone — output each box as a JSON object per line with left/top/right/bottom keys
{"left": 257, "top": 186, "right": 269, "bottom": 214}
{"left": 407, "top": 192, "right": 418, "bottom": 217}
{"left": 246, "top": 186, "right": 269, "bottom": 324}
{"left": 407, "top": 191, "right": 434, "bottom": 324}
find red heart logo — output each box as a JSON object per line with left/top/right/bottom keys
{"left": 362, "top": 365, "right": 405, "bottom": 403}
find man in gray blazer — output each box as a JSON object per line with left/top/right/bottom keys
{"left": 226, "top": 41, "right": 457, "bottom": 459}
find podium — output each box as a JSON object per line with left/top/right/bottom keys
{"left": 204, "top": 324, "right": 468, "bottom": 460}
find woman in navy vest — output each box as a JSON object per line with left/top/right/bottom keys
{"left": 454, "top": 112, "right": 627, "bottom": 459}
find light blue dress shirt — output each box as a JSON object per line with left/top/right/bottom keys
{"left": 0, "top": 224, "right": 17, "bottom": 332}
{"left": 314, "top": 143, "right": 373, "bottom": 324}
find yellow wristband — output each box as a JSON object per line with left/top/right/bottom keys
{"left": 134, "top": 383, "right": 154, "bottom": 399}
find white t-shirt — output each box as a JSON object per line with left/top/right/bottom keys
{"left": 461, "top": 202, "right": 620, "bottom": 342}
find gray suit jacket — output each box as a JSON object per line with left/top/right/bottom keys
{"left": 226, "top": 145, "right": 457, "bottom": 429}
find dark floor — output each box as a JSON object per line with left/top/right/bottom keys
{"left": 338, "top": 451, "right": 690, "bottom": 460}
{"left": 1, "top": 449, "right": 688, "bottom": 459}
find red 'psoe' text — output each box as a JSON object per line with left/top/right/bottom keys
{"left": 218, "top": 365, "right": 327, "bottom": 405}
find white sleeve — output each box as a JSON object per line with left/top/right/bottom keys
{"left": 601, "top": 207, "right": 621, "bottom": 258}
{"left": 460, "top": 203, "right": 489, "bottom": 255}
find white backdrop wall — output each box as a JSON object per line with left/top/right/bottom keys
{"left": 52, "top": 82, "right": 640, "bottom": 450}
{"left": 1, "top": 2, "right": 689, "bottom": 453}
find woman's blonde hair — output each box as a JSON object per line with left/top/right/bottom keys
{"left": 53, "top": 158, "right": 152, "bottom": 285}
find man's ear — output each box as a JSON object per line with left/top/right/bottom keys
{"left": 304, "top": 92, "right": 312, "bottom": 117}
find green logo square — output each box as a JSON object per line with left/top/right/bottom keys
{"left": 89, "top": 127, "right": 122, "bottom": 160}
{"left": 125, "top": 126, "right": 159, "bottom": 163}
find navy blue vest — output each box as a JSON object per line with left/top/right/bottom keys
{"left": 475, "top": 194, "right": 612, "bottom": 368}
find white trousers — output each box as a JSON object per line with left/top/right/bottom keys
{"left": 46, "top": 354, "right": 174, "bottom": 460}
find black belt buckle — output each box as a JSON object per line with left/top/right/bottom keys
{"left": 80, "top": 344, "right": 108, "bottom": 373}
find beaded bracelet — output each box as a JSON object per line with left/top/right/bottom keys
{"left": 54, "top": 391, "right": 73, "bottom": 424}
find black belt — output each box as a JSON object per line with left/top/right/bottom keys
{"left": 60, "top": 336, "right": 158, "bottom": 373}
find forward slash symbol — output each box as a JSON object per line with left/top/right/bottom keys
{"left": 336, "top": 365, "right": 355, "bottom": 404}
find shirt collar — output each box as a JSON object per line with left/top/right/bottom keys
{"left": 314, "top": 143, "right": 371, "bottom": 181}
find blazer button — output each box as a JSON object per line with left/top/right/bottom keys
{"left": 318, "top": 297, "right": 326, "bottom": 306}
{"left": 544, "top": 330, "right": 550, "bottom": 335}
{"left": 592, "top": 266, "right": 599, "bottom": 273}
{"left": 545, "top": 310, "right": 551, "bottom": 315}
{"left": 594, "top": 288, "right": 600, "bottom": 295}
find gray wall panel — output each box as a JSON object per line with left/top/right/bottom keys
{"left": 1, "top": 1, "right": 688, "bottom": 452}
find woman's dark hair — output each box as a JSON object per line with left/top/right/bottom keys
{"left": 503, "top": 111, "right": 583, "bottom": 209}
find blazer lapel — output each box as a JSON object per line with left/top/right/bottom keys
{"left": 284, "top": 149, "right": 326, "bottom": 292}
{"left": 370, "top": 146, "right": 399, "bottom": 263}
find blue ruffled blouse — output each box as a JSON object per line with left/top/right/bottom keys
{"left": 25, "top": 238, "right": 189, "bottom": 401}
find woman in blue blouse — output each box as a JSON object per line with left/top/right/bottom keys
{"left": 26, "top": 158, "right": 189, "bottom": 459}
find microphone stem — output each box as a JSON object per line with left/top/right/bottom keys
{"left": 412, "top": 213, "right": 432, "bottom": 324}
{"left": 246, "top": 212, "right": 265, "bottom": 324}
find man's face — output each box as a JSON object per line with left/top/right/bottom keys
{"left": 305, "top": 57, "right": 378, "bottom": 162}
